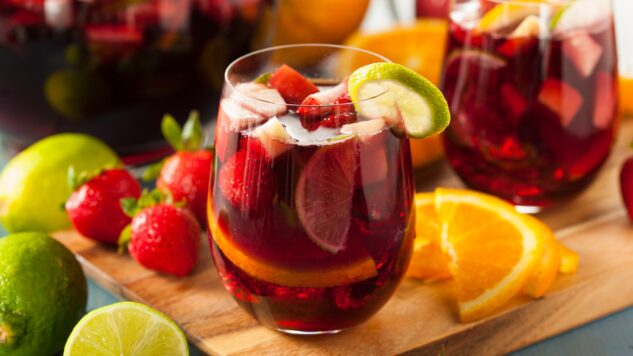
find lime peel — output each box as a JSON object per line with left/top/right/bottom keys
{"left": 348, "top": 62, "right": 450, "bottom": 139}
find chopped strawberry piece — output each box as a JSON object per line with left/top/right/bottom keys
{"left": 538, "top": 79, "right": 583, "bottom": 127}
{"left": 218, "top": 138, "right": 275, "bottom": 213}
{"left": 268, "top": 64, "right": 319, "bottom": 105}
{"left": 321, "top": 93, "right": 357, "bottom": 128}
{"left": 501, "top": 84, "right": 528, "bottom": 120}
{"left": 86, "top": 25, "right": 143, "bottom": 45}
{"left": 593, "top": 70, "right": 617, "bottom": 129}
{"left": 562, "top": 31, "right": 603, "bottom": 77}
{"left": 497, "top": 36, "right": 538, "bottom": 57}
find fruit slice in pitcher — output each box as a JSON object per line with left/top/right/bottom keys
{"left": 296, "top": 138, "right": 359, "bottom": 254}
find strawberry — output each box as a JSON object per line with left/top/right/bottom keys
{"left": 621, "top": 157, "right": 633, "bottom": 221}
{"left": 321, "top": 93, "right": 357, "bottom": 128}
{"left": 297, "top": 82, "right": 356, "bottom": 130}
{"left": 144, "top": 111, "right": 212, "bottom": 226}
{"left": 268, "top": 64, "right": 319, "bottom": 105}
{"left": 218, "top": 138, "right": 274, "bottom": 213}
{"left": 66, "top": 168, "right": 141, "bottom": 245}
{"left": 120, "top": 191, "right": 200, "bottom": 276}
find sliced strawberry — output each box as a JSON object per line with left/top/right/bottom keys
{"left": 538, "top": 79, "right": 583, "bottom": 127}
{"left": 562, "top": 31, "right": 603, "bottom": 78}
{"left": 268, "top": 64, "right": 319, "bottom": 105}
{"left": 297, "top": 81, "right": 348, "bottom": 129}
{"left": 593, "top": 70, "right": 617, "bottom": 129}
{"left": 218, "top": 138, "right": 275, "bottom": 213}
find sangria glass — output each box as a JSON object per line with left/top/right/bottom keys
{"left": 207, "top": 44, "right": 416, "bottom": 334}
{"left": 0, "top": 0, "right": 265, "bottom": 163}
{"left": 442, "top": 0, "right": 619, "bottom": 211}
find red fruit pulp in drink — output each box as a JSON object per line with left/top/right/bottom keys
{"left": 209, "top": 95, "right": 415, "bottom": 332}
{"left": 442, "top": 9, "right": 618, "bottom": 208}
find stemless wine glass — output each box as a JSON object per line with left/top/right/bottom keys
{"left": 442, "top": 0, "right": 619, "bottom": 211}
{"left": 207, "top": 44, "right": 416, "bottom": 334}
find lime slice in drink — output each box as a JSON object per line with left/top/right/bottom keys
{"left": 295, "top": 138, "right": 358, "bottom": 254}
{"left": 64, "top": 302, "right": 188, "bottom": 356}
{"left": 347, "top": 62, "right": 450, "bottom": 139}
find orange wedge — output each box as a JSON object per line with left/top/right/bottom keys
{"left": 407, "top": 193, "right": 452, "bottom": 282}
{"left": 558, "top": 242, "right": 580, "bottom": 274}
{"left": 207, "top": 212, "right": 377, "bottom": 288}
{"left": 434, "top": 188, "right": 544, "bottom": 322}
{"left": 620, "top": 76, "right": 633, "bottom": 116}
{"left": 522, "top": 215, "right": 561, "bottom": 298}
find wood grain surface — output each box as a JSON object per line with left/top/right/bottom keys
{"left": 52, "top": 119, "right": 633, "bottom": 356}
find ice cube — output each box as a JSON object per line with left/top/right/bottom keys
{"left": 593, "top": 70, "right": 617, "bottom": 129}
{"left": 562, "top": 31, "right": 603, "bottom": 77}
{"left": 537, "top": 79, "right": 583, "bottom": 127}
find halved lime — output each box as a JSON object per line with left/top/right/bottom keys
{"left": 295, "top": 138, "right": 358, "bottom": 254}
{"left": 347, "top": 62, "right": 450, "bottom": 139}
{"left": 64, "top": 302, "right": 188, "bottom": 356}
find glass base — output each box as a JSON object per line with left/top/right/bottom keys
{"left": 275, "top": 327, "right": 344, "bottom": 336}
{"left": 514, "top": 205, "right": 543, "bottom": 214}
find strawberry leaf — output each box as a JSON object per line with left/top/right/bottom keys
{"left": 117, "top": 225, "right": 132, "bottom": 255}
{"left": 142, "top": 159, "right": 165, "bottom": 182}
{"left": 162, "top": 114, "right": 184, "bottom": 151}
{"left": 120, "top": 198, "right": 139, "bottom": 218}
{"left": 182, "top": 110, "right": 204, "bottom": 151}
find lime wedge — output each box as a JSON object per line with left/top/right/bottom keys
{"left": 64, "top": 302, "right": 188, "bottom": 356}
{"left": 347, "top": 62, "right": 450, "bottom": 139}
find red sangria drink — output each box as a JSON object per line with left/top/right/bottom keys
{"left": 208, "top": 45, "right": 450, "bottom": 333}
{"left": 442, "top": 0, "right": 619, "bottom": 210}
{"left": 0, "top": 0, "right": 265, "bottom": 163}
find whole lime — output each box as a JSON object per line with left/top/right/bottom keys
{"left": 44, "top": 69, "right": 110, "bottom": 121}
{"left": 0, "top": 134, "right": 120, "bottom": 233}
{"left": 0, "top": 232, "right": 87, "bottom": 356}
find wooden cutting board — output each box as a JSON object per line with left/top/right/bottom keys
{"left": 53, "top": 118, "right": 633, "bottom": 356}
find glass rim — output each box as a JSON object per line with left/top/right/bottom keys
{"left": 224, "top": 43, "right": 392, "bottom": 108}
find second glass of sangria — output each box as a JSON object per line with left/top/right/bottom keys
{"left": 207, "top": 44, "right": 449, "bottom": 333}
{"left": 442, "top": 0, "right": 619, "bottom": 211}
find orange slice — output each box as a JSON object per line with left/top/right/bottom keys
{"left": 434, "top": 188, "right": 544, "bottom": 322}
{"left": 558, "top": 242, "right": 580, "bottom": 274}
{"left": 522, "top": 215, "right": 561, "bottom": 298}
{"left": 208, "top": 212, "right": 377, "bottom": 288}
{"left": 406, "top": 193, "right": 452, "bottom": 282}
